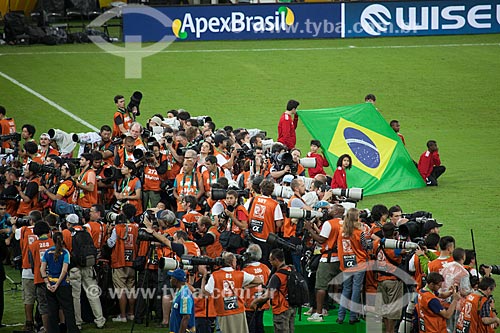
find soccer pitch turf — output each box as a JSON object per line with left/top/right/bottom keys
{"left": 1, "top": 33, "right": 500, "bottom": 326}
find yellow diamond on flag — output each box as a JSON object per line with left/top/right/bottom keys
{"left": 328, "top": 118, "right": 397, "bottom": 180}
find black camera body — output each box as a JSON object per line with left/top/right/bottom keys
{"left": 398, "top": 211, "right": 434, "bottom": 241}
{"left": 138, "top": 228, "right": 157, "bottom": 242}
{"left": 13, "top": 180, "right": 28, "bottom": 188}
{"left": 267, "top": 232, "right": 303, "bottom": 254}
{"left": 127, "top": 91, "right": 143, "bottom": 115}
{"left": 480, "top": 264, "right": 500, "bottom": 275}
{"left": 104, "top": 211, "right": 126, "bottom": 225}
{"left": 102, "top": 167, "right": 123, "bottom": 184}
{"left": 14, "top": 217, "right": 31, "bottom": 228}
{"left": 28, "top": 162, "right": 59, "bottom": 175}
{"left": 0, "top": 132, "right": 21, "bottom": 142}
{"left": 184, "top": 222, "right": 198, "bottom": 234}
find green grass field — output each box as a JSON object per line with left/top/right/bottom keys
{"left": 1, "top": 33, "right": 500, "bottom": 331}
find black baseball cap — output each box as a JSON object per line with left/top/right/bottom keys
{"left": 424, "top": 220, "right": 443, "bottom": 232}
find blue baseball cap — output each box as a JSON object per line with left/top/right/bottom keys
{"left": 168, "top": 269, "right": 186, "bottom": 282}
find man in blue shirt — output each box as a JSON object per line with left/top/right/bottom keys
{"left": 168, "top": 269, "right": 195, "bottom": 333}
{"left": 0, "top": 201, "right": 12, "bottom": 242}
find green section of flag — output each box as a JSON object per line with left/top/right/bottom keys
{"left": 297, "top": 103, "right": 425, "bottom": 196}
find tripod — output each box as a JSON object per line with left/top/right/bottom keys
{"left": 130, "top": 243, "right": 158, "bottom": 333}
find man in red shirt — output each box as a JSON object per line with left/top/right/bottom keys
{"left": 418, "top": 140, "right": 446, "bottom": 186}
{"left": 277, "top": 100, "right": 300, "bottom": 150}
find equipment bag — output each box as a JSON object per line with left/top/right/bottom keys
{"left": 43, "top": 26, "right": 67, "bottom": 45}
{"left": 71, "top": 227, "right": 97, "bottom": 267}
{"left": 4, "top": 12, "right": 28, "bottom": 42}
{"left": 278, "top": 266, "right": 310, "bottom": 307}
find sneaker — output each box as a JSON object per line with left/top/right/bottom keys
{"left": 112, "top": 316, "right": 127, "bottom": 323}
{"left": 322, "top": 308, "right": 329, "bottom": 317}
{"left": 304, "top": 307, "right": 314, "bottom": 316}
{"left": 127, "top": 314, "right": 135, "bottom": 321}
{"left": 307, "top": 313, "right": 324, "bottom": 322}
{"left": 349, "top": 318, "right": 360, "bottom": 325}
{"left": 24, "top": 321, "right": 35, "bottom": 332}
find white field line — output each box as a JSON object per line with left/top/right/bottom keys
{"left": 0, "top": 71, "right": 100, "bottom": 132}
{"left": 0, "top": 42, "right": 498, "bottom": 56}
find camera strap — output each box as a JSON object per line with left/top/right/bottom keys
{"left": 376, "top": 245, "right": 401, "bottom": 278}
{"left": 120, "top": 177, "right": 131, "bottom": 193}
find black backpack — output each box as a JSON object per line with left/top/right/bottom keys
{"left": 278, "top": 266, "right": 309, "bottom": 308}
{"left": 71, "top": 227, "right": 97, "bottom": 267}
{"left": 4, "top": 12, "right": 28, "bottom": 43}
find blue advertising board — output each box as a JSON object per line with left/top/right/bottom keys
{"left": 343, "top": 0, "right": 500, "bottom": 37}
{"left": 123, "top": 3, "right": 341, "bottom": 42}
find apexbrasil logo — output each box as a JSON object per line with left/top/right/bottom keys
{"left": 172, "top": 6, "right": 295, "bottom": 39}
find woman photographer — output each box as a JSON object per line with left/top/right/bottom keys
{"left": 337, "top": 208, "right": 371, "bottom": 325}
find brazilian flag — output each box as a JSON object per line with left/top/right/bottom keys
{"left": 297, "top": 103, "right": 425, "bottom": 196}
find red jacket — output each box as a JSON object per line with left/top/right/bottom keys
{"left": 277, "top": 112, "right": 298, "bottom": 150}
{"left": 418, "top": 150, "right": 441, "bottom": 179}
{"left": 331, "top": 166, "right": 347, "bottom": 189}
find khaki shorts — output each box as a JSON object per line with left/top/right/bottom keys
{"left": 22, "top": 278, "right": 36, "bottom": 305}
{"left": 112, "top": 267, "right": 136, "bottom": 290}
{"left": 315, "top": 261, "right": 341, "bottom": 290}
{"left": 35, "top": 283, "right": 49, "bottom": 315}
{"left": 375, "top": 279, "right": 404, "bottom": 320}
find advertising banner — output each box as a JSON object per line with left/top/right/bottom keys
{"left": 123, "top": 3, "right": 341, "bottom": 42}
{"left": 344, "top": 0, "right": 500, "bottom": 37}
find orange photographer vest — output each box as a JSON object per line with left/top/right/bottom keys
{"left": 456, "top": 292, "right": 490, "bottom": 333}
{"left": 248, "top": 196, "right": 279, "bottom": 242}
{"left": 320, "top": 218, "right": 341, "bottom": 259}
{"left": 212, "top": 269, "right": 245, "bottom": 316}
{"left": 111, "top": 223, "right": 139, "bottom": 268}
{"left": 416, "top": 288, "right": 447, "bottom": 333}
{"left": 337, "top": 227, "right": 368, "bottom": 271}
{"left": 20, "top": 226, "right": 38, "bottom": 269}
{"left": 243, "top": 263, "right": 270, "bottom": 311}
{"left": 29, "top": 237, "right": 54, "bottom": 284}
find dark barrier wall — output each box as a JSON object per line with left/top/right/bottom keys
{"left": 122, "top": 0, "right": 500, "bottom": 42}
